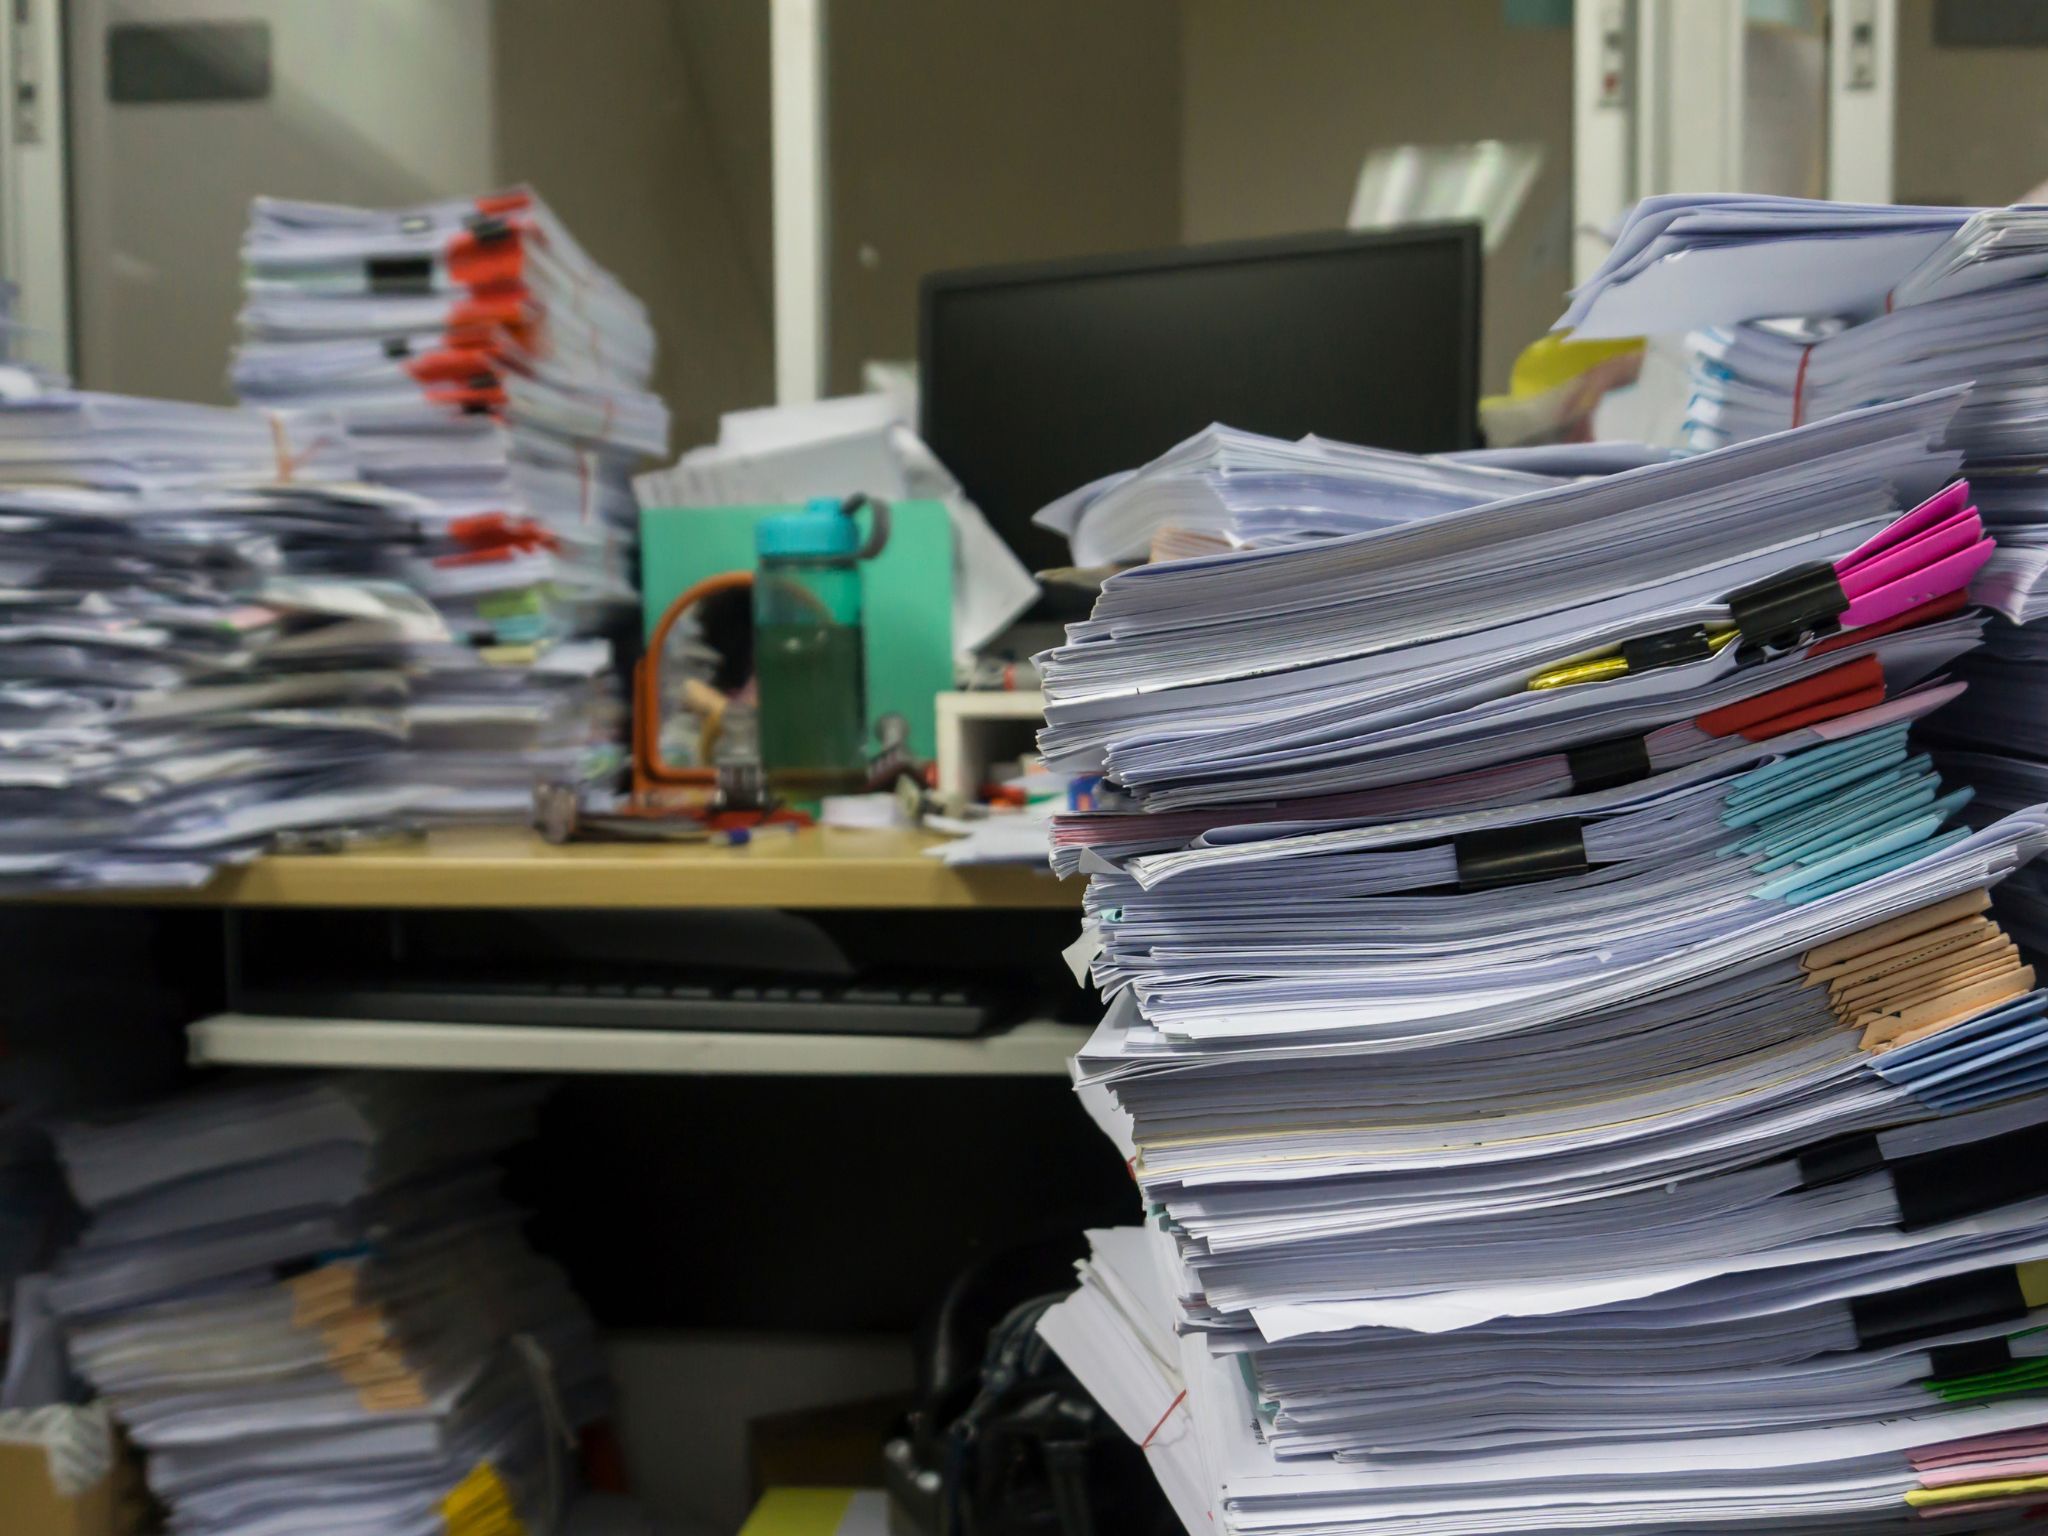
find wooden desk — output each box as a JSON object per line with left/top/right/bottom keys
{"left": 53, "top": 824, "right": 1077, "bottom": 910}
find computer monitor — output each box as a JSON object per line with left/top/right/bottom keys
{"left": 919, "top": 223, "right": 1482, "bottom": 582}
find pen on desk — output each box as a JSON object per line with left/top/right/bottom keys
{"left": 714, "top": 822, "right": 801, "bottom": 847}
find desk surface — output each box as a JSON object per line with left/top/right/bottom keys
{"left": 59, "top": 825, "right": 1076, "bottom": 910}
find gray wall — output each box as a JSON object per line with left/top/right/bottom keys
{"left": 1895, "top": 0, "right": 2048, "bottom": 206}
{"left": 496, "top": 0, "right": 1185, "bottom": 450}
{"left": 1179, "top": 0, "right": 1574, "bottom": 394}
{"left": 68, "top": 0, "right": 497, "bottom": 403}
{"left": 825, "top": 0, "right": 1183, "bottom": 398}
{"left": 492, "top": 0, "right": 774, "bottom": 455}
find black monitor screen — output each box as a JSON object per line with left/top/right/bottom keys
{"left": 919, "top": 224, "right": 1481, "bottom": 579}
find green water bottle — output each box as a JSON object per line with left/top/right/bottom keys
{"left": 754, "top": 497, "right": 877, "bottom": 797}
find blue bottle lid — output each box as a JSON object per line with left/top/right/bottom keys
{"left": 756, "top": 499, "right": 859, "bottom": 560}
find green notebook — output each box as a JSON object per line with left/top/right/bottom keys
{"left": 640, "top": 499, "right": 956, "bottom": 759}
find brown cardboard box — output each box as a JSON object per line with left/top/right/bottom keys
{"left": 748, "top": 1393, "right": 910, "bottom": 1499}
{"left": 0, "top": 1437, "right": 119, "bottom": 1536}
{"left": 0, "top": 1407, "right": 144, "bottom": 1536}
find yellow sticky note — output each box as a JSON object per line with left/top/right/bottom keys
{"left": 2019, "top": 1259, "right": 2048, "bottom": 1310}
{"left": 738, "top": 1487, "right": 863, "bottom": 1536}
{"left": 441, "top": 1461, "right": 525, "bottom": 1536}
{"left": 1906, "top": 1473, "right": 2048, "bottom": 1508}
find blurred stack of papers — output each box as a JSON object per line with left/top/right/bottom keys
{"left": 0, "top": 390, "right": 472, "bottom": 890}
{"left": 1030, "top": 378, "right": 2048, "bottom": 1533}
{"left": 47, "top": 1076, "right": 605, "bottom": 1536}
{"left": 233, "top": 188, "right": 668, "bottom": 814}
{"left": 636, "top": 392, "right": 1038, "bottom": 658}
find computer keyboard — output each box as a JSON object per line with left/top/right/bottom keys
{"left": 235, "top": 974, "right": 1018, "bottom": 1038}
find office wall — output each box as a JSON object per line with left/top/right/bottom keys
{"left": 1177, "top": 0, "right": 1574, "bottom": 394}
{"left": 65, "top": 0, "right": 773, "bottom": 434}
{"left": 494, "top": 0, "right": 1184, "bottom": 450}
{"left": 492, "top": 0, "right": 775, "bottom": 455}
{"left": 825, "top": 0, "right": 1184, "bottom": 398}
{"left": 609, "top": 1331, "right": 913, "bottom": 1533}
{"left": 68, "top": 0, "right": 497, "bottom": 402}
{"left": 1895, "top": 0, "right": 2048, "bottom": 205}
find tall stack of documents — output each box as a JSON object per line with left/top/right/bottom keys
{"left": 233, "top": 189, "right": 668, "bottom": 813}
{"left": 46, "top": 1076, "right": 605, "bottom": 1535}
{"left": 1566, "top": 195, "right": 2048, "bottom": 966}
{"left": 0, "top": 389, "right": 466, "bottom": 889}
{"left": 1031, "top": 383, "right": 2048, "bottom": 1534}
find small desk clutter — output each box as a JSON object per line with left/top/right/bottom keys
{"left": 1033, "top": 197, "right": 2048, "bottom": 1535}
{"left": 631, "top": 392, "right": 1065, "bottom": 860}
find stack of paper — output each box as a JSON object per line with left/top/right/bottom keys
{"left": 1560, "top": 195, "right": 1981, "bottom": 342}
{"left": 233, "top": 188, "right": 668, "bottom": 814}
{"left": 1029, "top": 382, "right": 2048, "bottom": 1534}
{"left": 1657, "top": 203, "right": 2048, "bottom": 623}
{"left": 1567, "top": 196, "right": 2048, "bottom": 978}
{"left": 46, "top": 1076, "right": 606, "bottom": 1536}
{"left": 0, "top": 389, "right": 475, "bottom": 889}
{"left": 1033, "top": 428, "right": 1565, "bottom": 570}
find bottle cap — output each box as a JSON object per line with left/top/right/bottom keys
{"left": 757, "top": 502, "right": 859, "bottom": 560}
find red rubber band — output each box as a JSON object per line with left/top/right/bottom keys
{"left": 1141, "top": 1389, "right": 1188, "bottom": 1448}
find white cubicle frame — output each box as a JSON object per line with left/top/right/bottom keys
{"left": 1571, "top": 0, "right": 1898, "bottom": 286}
{"left": 0, "top": 0, "right": 73, "bottom": 380}
{"left": 771, "top": 0, "right": 829, "bottom": 406}
{"left": 1826, "top": 0, "right": 1898, "bottom": 206}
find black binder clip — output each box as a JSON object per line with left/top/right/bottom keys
{"left": 1453, "top": 818, "right": 1588, "bottom": 892}
{"left": 1620, "top": 625, "right": 1713, "bottom": 674}
{"left": 1850, "top": 1266, "right": 2029, "bottom": 1350}
{"left": 1928, "top": 1337, "right": 2015, "bottom": 1382}
{"left": 1566, "top": 734, "right": 1651, "bottom": 795}
{"left": 1794, "top": 1131, "right": 1883, "bottom": 1190}
{"left": 1724, "top": 561, "right": 1848, "bottom": 663}
{"left": 1889, "top": 1122, "right": 2048, "bottom": 1232}
{"left": 367, "top": 255, "right": 435, "bottom": 296}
